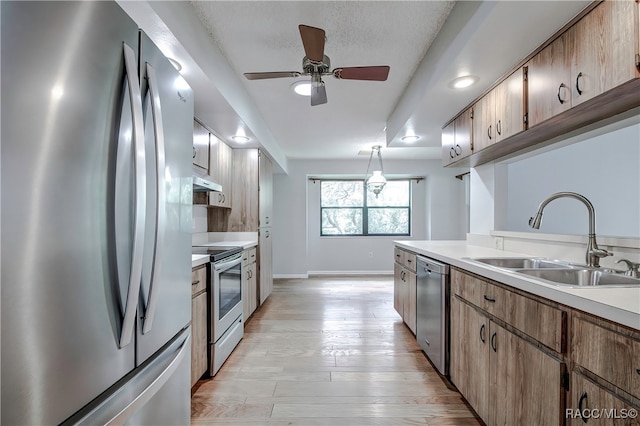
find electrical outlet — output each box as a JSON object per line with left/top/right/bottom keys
{"left": 368, "top": 251, "right": 374, "bottom": 258}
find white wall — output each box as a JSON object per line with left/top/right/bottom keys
{"left": 470, "top": 114, "right": 640, "bottom": 239}
{"left": 504, "top": 121, "right": 640, "bottom": 238}
{"left": 272, "top": 158, "right": 466, "bottom": 277}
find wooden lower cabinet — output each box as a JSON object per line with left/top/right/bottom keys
{"left": 191, "top": 265, "right": 208, "bottom": 387}
{"left": 243, "top": 260, "right": 257, "bottom": 321}
{"left": 450, "top": 269, "right": 566, "bottom": 425}
{"left": 450, "top": 297, "right": 490, "bottom": 420}
{"left": 393, "top": 262, "right": 416, "bottom": 334}
{"left": 569, "top": 373, "right": 640, "bottom": 426}
{"left": 191, "top": 292, "right": 208, "bottom": 387}
{"left": 490, "top": 321, "right": 565, "bottom": 425}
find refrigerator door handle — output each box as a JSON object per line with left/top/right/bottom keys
{"left": 119, "top": 43, "right": 147, "bottom": 348}
{"left": 141, "top": 63, "right": 166, "bottom": 335}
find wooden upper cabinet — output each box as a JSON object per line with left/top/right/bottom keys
{"left": 527, "top": 31, "right": 573, "bottom": 128}
{"left": 472, "top": 90, "right": 495, "bottom": 152}
{"left": 208, "top": 135, "right": 233, "bottom": 208}
{"left": 442, "top": 108, "right": 474, "bottom": 166}
{"left": 228, "top": 149, "right": 259, "bottom": 231}
{"left": 493, "top": 68, "right": 526, "bottom": 142}
{"left": 571, "top": 0, "right": 639, "bottom": 106}
{"left": 192, "top": 120, "right": 210, "bottom": 173}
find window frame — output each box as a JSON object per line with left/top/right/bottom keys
{"left": 319, "top": 179, "right": 411, "bottom": 237}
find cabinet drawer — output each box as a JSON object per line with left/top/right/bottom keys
{"left": 242, "top": 247, "right": 257, "bottom": 267}
{"left": 451, "top": 269, "right": 490, "bottom": 309}
{"left": 494, "top": 285, "right": 565, "bottom": 353}
{"left": 394, "top": 247, "right": 404, "bottom": 265}
{"left": 573, "top": 316, "right": 640, "bottom": 398}
{"left": 191, "top": 265, "right": 207, "bottom": 296}
{"left": 451, "top": 269, "right": 564, "bottom": 353}
{"left": 403, "top": 252, "right": 416, "bottom": 272}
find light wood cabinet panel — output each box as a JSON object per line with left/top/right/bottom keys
{"left": 451, "top": 268, "right": 490, "bottom": 310}
{"left": 441, "top": 121, "right": 455, "bottom": 167}
{"left": 454, "top": 108, "right": 473, "bottom": 159}
{"left": 191, "top": 292, "right": 208, "bottom": 387}
{"left": 242, "top": 257, "right": 257, "bottom": 321}
{"left": 450, "top": 297, "right": 490, "bottom": 421}
{"left": 393, "top": 252, "right": 416, "bottom": 334}
{"left": 258, "top": 228, "right": 273, "bottom": 305}
{"left": 490, "top": 321, "right": 565, "bottom": 426}
{"left": 208, "top": 135, "right": 233, "bottom": 208}
{"left": 571, "top": 0, "right": 639, "bottom": 106}
{"left": 527, "top": 31, "right": 573, "bottom": 128}
{"left": 228, "top": 149, "right": 259, "bottom": 231}
{"left": 191, "top": 265, "right": 207, "bottom": 296}
{"left": 569, "top": 373, "right": 640, "bottom": 426}
{"left": 259, "top": 153, "right": 273, "bottom": 227}
{"left": 494, "top": 68, "right": 526, "bottom": 142}
{"left": 572, "top": 315, "right": 640, "bottom": 399}
{"left": 193, "top": 120, "right": 210, "bottom": 173}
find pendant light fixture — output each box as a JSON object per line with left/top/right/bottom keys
{"left": 365, "top": 145, "right": 386, "bottom": 197}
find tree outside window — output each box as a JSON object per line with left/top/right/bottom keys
{"left": 320, "top": 180, "right": 410, "bottom": 236}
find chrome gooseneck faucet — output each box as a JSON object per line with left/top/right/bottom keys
{"left": 528, "top": 192, "right": 612, "bottom": 268}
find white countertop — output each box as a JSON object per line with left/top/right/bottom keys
{"left": 191, "top": 254, "right": 209, "bottom": 269}
{"left": 395, "top": 240, "right": 640, "bottom": 330}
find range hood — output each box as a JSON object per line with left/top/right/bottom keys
{"left": 193, "top": 175, "right": 222, "bottom": 192}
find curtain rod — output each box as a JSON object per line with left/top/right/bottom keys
{"left": 308, "top": 177, "right": 424, "bottom": 183}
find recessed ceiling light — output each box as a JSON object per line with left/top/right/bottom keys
{"left": 291, "top": 81, "right": 311, "bottom": 96}
{"left": 401, "top": 135, "right": 420, "bottom": 142}
{"left": 231, "top": 135, "right": 250, "bottom": 143}
{"left": 448, "top": 75, "right": 478, "bottom": 89}
{"left": 167, "top": 57, "right": 182, "bottom": 72}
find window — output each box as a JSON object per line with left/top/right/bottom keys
{"left": 320, "top": 180, "right": 411, "bottom": 236}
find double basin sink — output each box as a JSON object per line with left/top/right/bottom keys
{"left": 468, "top": 257, "right": 640, "bottom": 288}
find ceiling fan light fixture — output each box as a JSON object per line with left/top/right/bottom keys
{"left": 364, "top": 145, "right": 386, "bottom": 197}
{"left": 401, "top": 135, "right": 420, "bottom": 143}
{"left": 448, "top": 75, "right": 478, "bottom": 89}
{"left": 291, "top": 81, "right": 312, "bottom": 96}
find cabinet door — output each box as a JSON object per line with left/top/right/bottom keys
{"left": 242, "top": 262, "right": 251, "bottom": 321}
{"left": 489, "top": 321, "right": 565, "bottom": 426}
{"left": 228, "top": 149, "right": 259, "bottom": 231}
{"left": 208, "top": 135, "right": 233, "bottom": 208}
{"left": 450, "top": 297, "right": 490, "bottom": 421}
{"left": 393, "top": 263, "right": 404, "bottom": 318}
{"left": 472, "top": 90, "right": 495, "bottom": 152}
{"left": 193, "top": 120, "right": 210, "bottom": 172}
{"left": 405, "top": 270, "right": 417, "bottom": 334}
{"left": 258, "top": 228, "right": 273, "bottom": 305}
{"left": 441, "top": 121, "right": 456, "bottom": 166}
{"left": 494, "top": 68, "right": 525, "bottom": 142}
{"left": 191, "top": 292, "right": 208, "bottom": 387}
{"left": 454, "top": 108, "right": 473, "bottom": 159}
{"left": 569, "top": 372, "right": 640, "bottom": 426}
{"left": 259, "top": 152, "right": 273, "bottom": 227}
{"left": 571, "top": 0, "right": 639, "bottom": 106}
{"left": 527, "top": 31, "right": 572, "bottom": 128}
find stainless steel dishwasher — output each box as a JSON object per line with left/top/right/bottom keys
{"left": 416, "top": 256, "right": 450, "bottom": 375}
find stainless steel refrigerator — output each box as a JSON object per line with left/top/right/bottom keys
{"left": 1, "top": 1, "right": 194, "bottom": 424}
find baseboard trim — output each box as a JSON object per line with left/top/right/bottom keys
{"left": 273, "top": 273, "right": 309, "bottom": 279}
{"left": 307, "top": 271, "right": 394, "bottom": 277}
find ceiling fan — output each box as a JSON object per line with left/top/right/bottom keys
{"left": 244, "top": 24, "right": 390, "bottom": 106}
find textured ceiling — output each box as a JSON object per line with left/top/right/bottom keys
{"left": 191, "top": 1, "right": 455, "bottom": 160}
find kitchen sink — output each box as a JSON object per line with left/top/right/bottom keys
{"left": 517, "top": 268, "right": 640, "bottom": 287}
{"left": 469, "top": 257, "right": 575, "bottom": 269}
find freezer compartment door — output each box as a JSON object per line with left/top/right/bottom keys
{"left": 61, "top": 327, "right": 191, "bottom": 425}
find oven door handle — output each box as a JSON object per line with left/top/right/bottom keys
{"left": 214, "top": 255, "right": 242, "bottom": 272}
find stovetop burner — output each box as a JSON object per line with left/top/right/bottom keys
{"left": 192, "top": 246, "right": 243, "bottom": 262}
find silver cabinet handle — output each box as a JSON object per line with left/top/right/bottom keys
{"left": 142, "top": 63, "right": 167, "bottom": 335}
{"left": 118, "top": 43, "right": 146, "bottom": 349}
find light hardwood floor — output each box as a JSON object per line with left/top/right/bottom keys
{"left": 191, "top": 276, "right": 480, "bottom": 425}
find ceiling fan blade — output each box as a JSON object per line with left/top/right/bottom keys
{"left": 244, "top": 71, "right": 301, "bottom": 80}
{"left": 310, "top": 83, "right": 327, "bottom": 106}
{"left": 333, "top": 66, "right": 390, "bottom": 81}
{"left": 298, "top": 24, "right": 325, "bottom": 62}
